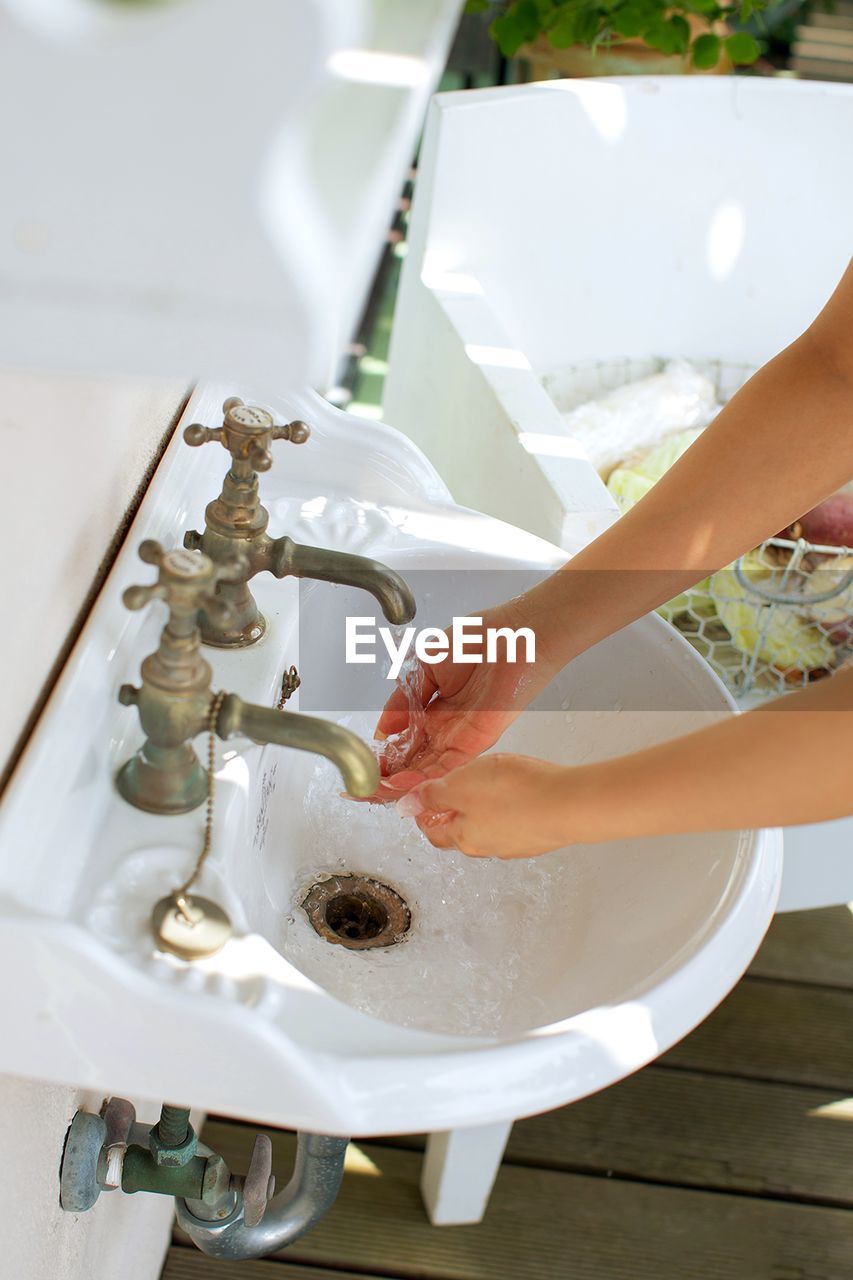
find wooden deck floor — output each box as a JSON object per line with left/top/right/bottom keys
{"left": 164, "top": 906, "right": 853, "bottom": 1280}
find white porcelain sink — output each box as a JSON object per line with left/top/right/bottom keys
{"left": 0, "top": 385, "right": 781, "bottom": 1139}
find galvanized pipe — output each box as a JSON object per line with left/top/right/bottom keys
{"left": 175, "top": 1132, "right": 349, "bottom": 1261}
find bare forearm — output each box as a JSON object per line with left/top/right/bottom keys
{"left": 573, "top": 667, "right": 853, "bottom": 842}
{"left": 518, "top": 266, "right": 853, "bottom": 670}
{"left": 575, "top": 329, "right": 853, "bottom": 574}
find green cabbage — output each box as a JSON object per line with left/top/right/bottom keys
{"left": 606, "top": 431, "right": 834, "bottom": 673}
{"left": 607, "top": 466, "right": 655, "bottom": 514}
{"left": 631, "top": 428, "right": 705, "bottom": 481}
{"left": 601, "top": 430, "right": 835, "bottom": 675}
{"left": 607, "top": 428, "right": 713, "bottom": 618}
{"left": 607, "top": 427, "right": 704, "bottom": 515}
{"left": 710, "top": 553, "right": 835, "bottom": 672}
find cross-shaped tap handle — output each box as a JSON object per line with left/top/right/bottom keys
{"left": 183, "top": 397, "right": 310, "bottom": 473}
{"left": 122, "top": 540, "right": 247, "bottom": 625}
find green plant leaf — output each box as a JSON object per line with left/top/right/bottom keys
{"left": 489, "top": 15, "right": 519, "bottom": 55}
{"left": 490, "top": 0, "right": 542, "bottom": 55}
{"left": 479, "top": 0, "right": 768, "bottom": 60}
{"left": 642, "top": 18, "right": 666, "bottom": 50}
{"left": 577, "top": 8, "right": 602, "bottom": 43}
{"left": 643, "top": 16, "right": 686, "bottom": 53}
{"left": 516, "top": 0, "right": 546, "bottom": 34}
{"left": 613, "top": 3, "right": 646, "bottom": 36}
{"left": 668, "top": 14, "right": 691, "bottom": 51}
{"left": 549, "top": 7, "right": 581, "bottom": 45}
{"left": 692, "top": 30, "right": 721, "bottom": 66}
{"left": 683, "top": 0, "right": 721, "bottom": 13}
{"left": 725, "top": 30, "right": 761, "bottom": 61}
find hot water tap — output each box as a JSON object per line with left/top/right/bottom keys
{"left": 182, "top": 396, "right": 416, "bottom": 647}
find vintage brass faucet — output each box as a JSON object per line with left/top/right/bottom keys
{"left": 182, "top": 396, "right": 416, "bottom": 646}
{"left": 117, "top": 541, "right": 380, "bottom": 814}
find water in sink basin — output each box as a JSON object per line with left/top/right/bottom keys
{"left": 281, "top": 718, "right": 565, "bottom": 1037}
{"left": 276, "top": 699, "right": 744, "bottom": 1040}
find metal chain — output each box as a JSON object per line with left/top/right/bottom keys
{"left": 170, "top": 669, "right": 297, "bottom": 926}
{"left": 173, "top": 689, "right": 226, "bottom": 922}
{"left": 277, "top": 664, "right": 300, "bottom": 709}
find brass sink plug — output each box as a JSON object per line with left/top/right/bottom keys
{"left": 117, "top": 541, "right": 380, "bottom": 816}
{"left": 183, "top": 395, "right": 416, "bottom": 647}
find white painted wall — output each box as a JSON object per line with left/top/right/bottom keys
{"left": 0, "top": 1075, "right": 174, "bottom": 1280}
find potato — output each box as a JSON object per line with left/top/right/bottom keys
{"left": 800, "top": 553, "right": 853, "bottom": 629}
{"left": 791, "top": 492, "right": 853, "bottom": 549}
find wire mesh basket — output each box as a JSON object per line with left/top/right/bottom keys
{"left": 541, "top": 357, "right": 853, "bottom": 699}
{"left": 662, "top": 537, "right": 853, "bottom": 698}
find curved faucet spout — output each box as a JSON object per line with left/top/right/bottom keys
{"left": 268, "top": 536, "right": 416, "bottom": 626}
{"left": 217, "top": 694, "right": 379, "bottom": 798}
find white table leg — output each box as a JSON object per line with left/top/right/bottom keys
{"left": 420, "top": 1120, "right": 513, "bottom": 1225}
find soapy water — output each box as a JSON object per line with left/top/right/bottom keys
{"left": 278, "top": 704, "right": 583, "bottom": 1038}
{"left": 279, "top": 641, "right": 636, "bottom": 1037}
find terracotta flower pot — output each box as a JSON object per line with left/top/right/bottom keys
{"left": 519, "top": 26, "right": 731, "bottom": 78}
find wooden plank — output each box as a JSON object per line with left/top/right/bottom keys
{"left": 811, "top": 11, "right": 853, "bottom": 28}
{"left": 382, "top": 1068, "right": 853, "bottom": 1204}
{"left": 197, "top": 1123, "right": 853, "bottom": 1280}
{"left": 749, "top": 907, "right": 853, "bottom": 989}
{"left": 162, "top": 1249, "right": 384, "bottom": 1280}
{"left": 506, "top": 1067, "right": 853, "bottom": 1204}
{"left": 795, "top": 26, "right": 853, "bottom": 46}
{"left": 793, "top": 40, "right": 853, "bottom": 63}
{"left": 789, "top": 56, "right": 853, "bottom": 80}
{"left": 663, "top": 977, "right": 853, "bottom": 1089}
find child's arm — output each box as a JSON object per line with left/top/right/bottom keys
{"left": 376, "top": 261, "right": 853, "bottom": 784}
{"left": 405, "top": 665, "right": 853, "bottom": 858}
{"left": 524, "top": 259, "right": 853, "bottom": 674}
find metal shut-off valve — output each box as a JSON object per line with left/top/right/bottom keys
{"left": 60, "top": 1099, "right": 350, "bottom": 1261}
{"left": 60, "top": 1100, "right": 274, "bottom": 1223}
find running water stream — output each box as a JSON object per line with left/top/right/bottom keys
{"left": 374, "top": 632, "right": 429, "bottom": 776}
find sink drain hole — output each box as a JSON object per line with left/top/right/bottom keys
{"left": 301, "top": 875, "right": 411, "bottom": 950}
{"left": 325, "top": 893, "right": 387, "bottom": 942}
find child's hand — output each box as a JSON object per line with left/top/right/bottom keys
{"left": 398, "top": 753, "right": 575, "bottom": 859}
{"left": 373, "top": 601, "right": 553, "bottom": 799}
